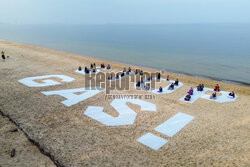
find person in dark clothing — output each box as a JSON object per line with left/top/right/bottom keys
{"left": 128, "top": 67, "right": 131, "bottom": 72}
{"left": 157, "top": 73, "right": 161, "bottom": 80}
{"left": 174, "top": 79, "right": 179, "bottom": 86}
{"left": 168, "top": 83, "right": 175, "bottom": 90}
{"left": 197, "top": 84, "right": 201, "bottom": 91}
{"left": 116, "top": 73, "right": 119, "bottom": 79}
{"left": 145, "top": 83, "right": 150, "bottom": 90}
{"left": 201, "top": 84, "right": 204, "bottom": 90}
{"left": 166, "top": 75, "right": 170, "bottom": 81}
{"left": 136, "top": 81, "right": 141, "bottom": 87}
{"left": 210, "top": 92, "right": 217, "bottom": 99}
{"left": 101, "top": 64, "right": 105, "bottom": 68}
{"left": 1, "top": 51, "right": 5, "bottom": 61}
{"left": 185, "top": 92, "right": 191, "bottom": 101}
{"left": 78, "top": 66, "right": 82, "bottom": 71}
{"left": 84, "top": 66, "right": 88, "bottom": 72}
{"left": 157, "top": 86, "right": 163, "bottom": 93}
{"left": 108, "top": 74, "right": 113, "bottom": 80}
{"left": 197, "top": 84, "right": 204, "bottom": 91}
{"left": 229, "top": 91, "right": 235, "bottom": 98}
{"left": 140, "top": 79, "right": 144, "bottom": 85}
{"left": 135, "top": 69, "right": 138, "bottom": 74}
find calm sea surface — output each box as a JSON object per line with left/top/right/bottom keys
{"left": 0, "top": 24, "right": 249, "bottom": 84}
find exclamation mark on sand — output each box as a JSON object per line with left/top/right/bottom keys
{"left": 137, "top": 112, "right": 194, "bottom": 150}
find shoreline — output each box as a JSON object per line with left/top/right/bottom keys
{"left": 1, "top": 39, "right": 249, "bottom": 87}
{"left": 1, "top": 39, "right": 250, "bottom": 166}
{"left": 1, "top": 39, "right": 250, "bottom": 96}
{"left": 109, "top": 60, "right": 250, "bottom": 86}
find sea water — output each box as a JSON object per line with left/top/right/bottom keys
{"left": 0, "top": 24, "right": 249, "bottom": 85}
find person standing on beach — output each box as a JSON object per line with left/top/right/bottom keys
{"left": 1, "top": 51, "right": 5, "bottom": 61}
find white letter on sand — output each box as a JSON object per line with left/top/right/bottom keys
{"left": 41, "top": 87, "right": 104, "bottom": 107}
{"left": 179, "top": 87, "right": 238, "bottom": 103}
{"left": 18, "top": 75, "right": 75, "bottom": 87}
{"left": 84, "top": 99, "right": 156, "bottom": 126}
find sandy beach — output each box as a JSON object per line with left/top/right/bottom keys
{"left": 0, "top": 40, "right": 250, "bottom": 167}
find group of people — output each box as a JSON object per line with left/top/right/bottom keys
{"left": 77, "top": 64, "right": 237, "bottom": 100}
{"left": 156, "top": 78, "right": 180, "bottom": 93}
{"left": 90, "top": 63, "right": 96, "bottom": 71}
{"left": 82, "top": 66, "right": 91, "bottom": 74}
{"left": 109, "top": 66, "right": 132, "bottom": 79}
{"left": 78, "top": 63, "right": 113, "bottom": 74}
{"left": 101, "top": 63, "right": 111, "bottom": 69}
{"left": 137, "top": 81, "right": 151, "bottom": 91}
{"left": 135, "top": 76, "right": 180, "bottom": 93}
{"left": 136, "top": 78, "right": 151, "bottom": 91}
{"left": 184, "top": 87, "right": 194, "bottom": 101}
{"left": 134, "top": 69, "right": 144, "bottom": 76}
{"left": 157, "top": 78, "right": 179, "bottom": 93}
{"left": 1, "top": 51, "right": 5, "bottom": 61}
{"left": 78, "top": 63, "right": 97, "bottom": 74}
{"left": 185, "top": 83, "right": 218, "bottom": 101}
{"left": 209, "top": 84, "right": 220, "bottom": 99}
{"left": 108, "top": 72, "right": 124, "bottom": 80}
{"left": 210, "top": 84, "right": 235, "bottom": 99}
{"left": 107, "top": 70, "right": 130, "bottom": 81}
{"left": 136, "top": 79, "right": 144, "bottom": 87}
{"left": 123, "top": 67, "right": 132, "bottom": 75}
{"left": 183, "top": 83, "right": 235, "bottom": 101}
{"left": 197, "top": 84, "right": 204, "bottom": 91}
{"left": 185, "top": 83, "right": 204, "bottom": 101}
{"left": 168, "top": 79, "right": 179, "bottom": 90}
{"left": 134, "top": 70, "right": 161, "bottom": 80}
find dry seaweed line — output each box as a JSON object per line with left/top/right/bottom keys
{"left": 0, "top": 109, "right": 65, "bottom": 167}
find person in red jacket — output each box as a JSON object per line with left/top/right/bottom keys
{"left": 214, "top": 84, "right": 220, "bottom": 92}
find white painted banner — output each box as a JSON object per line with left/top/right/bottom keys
{"left": 154, "top": 112, "right": 194, "bottom": 137}
{"left": 42, "top": 87, "right": 104, "bottom": 107}
{"left": 84, "top": 99, "right": 156, "bottom": 126}
{"left": 137, "top": 133, "right": 168, "bottom": 150}
{"left": 18, "top": 75, "right": 74, "bottom": 87}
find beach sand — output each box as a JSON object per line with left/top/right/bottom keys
{"left": 0, "top": 114, "right": 56, "bottom": 167}
{"left": 0, "top": 40, "right": 249, "bottom": 166}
